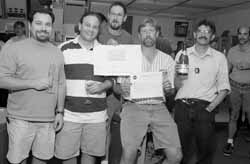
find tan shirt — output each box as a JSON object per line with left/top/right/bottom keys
{"left": 175, "top": 46, "right": 230, "bottom": 102}
{"left": 227, "top": 44, "right": 250, "bottom": 83}
{"left": 0, "top": 38, "right": 65, "bottom": 121}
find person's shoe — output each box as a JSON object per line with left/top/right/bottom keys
{"left": 223, "top": 143, "right": 234, "bottom": 156}
{"left": 101, "top": 160, "right": 108, "bottom": 164}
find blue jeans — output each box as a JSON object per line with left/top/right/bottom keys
{"left": 174, "top": 99, "right": 216, "bottom": 164}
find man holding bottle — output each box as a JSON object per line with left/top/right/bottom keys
{"left": 174, "top": 19, "right": 230, "bottom": 164}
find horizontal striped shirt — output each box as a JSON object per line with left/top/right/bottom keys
{"left": 59, "top": 37, "right": 108, "bottom": 123}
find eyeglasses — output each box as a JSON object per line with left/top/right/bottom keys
{"left": 197, "top": 29, "right": 211, "bottom": 34}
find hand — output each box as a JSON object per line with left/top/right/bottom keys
{"left": 161, "top": 70, "right": 173, "bottom": 93}
{"left": 163, "top": 79, "right": 172, "bottom": 90}
{"left": 107, "top": 38, "right": 119, "bottom": 45}
{"left": 31, "top": 78, "right": 51, "bottom": 91}
{"left": 113, "top": 83, "right": 123, "bottom": 95}
{"left": 120, "top": 78, "right": 131, "bottom": 97}
{"left": 236, "top": 62, "right": 250, "bottom": 70}
{"left": 163, "top": 80, "right": 174, "bottom": 96}
{"left": 85, "top": 81, "right": 105, "bottom": 94}
{"left": 174, "top": 74, "right": 186, "bottom": 89}
{"left": 205, "top": 104, "right": 216, "bottom": 112}
{"left": 54, "top": 113, "right": 64, "bottom": 132}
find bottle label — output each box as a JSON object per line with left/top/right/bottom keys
{"left": 176, "top": 64, "right": 189, "bottom": 75}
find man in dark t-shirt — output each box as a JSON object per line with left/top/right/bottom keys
{"left": 98, "top": 2, "right": 137, "bottom": 164}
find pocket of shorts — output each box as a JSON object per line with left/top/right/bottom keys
{"left": 8, "top": 118, "right": 29, "bottom": 128}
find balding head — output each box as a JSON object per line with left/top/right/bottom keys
{"left": 237, "top": 26, "right": 250, "bottom": 45}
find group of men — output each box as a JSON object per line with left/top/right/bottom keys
{"left": 4, "top": 1, "right": 249, "bottom": 164}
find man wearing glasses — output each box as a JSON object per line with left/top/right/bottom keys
{"left": 174, "top": 19, "right": 230, "bottom": 164}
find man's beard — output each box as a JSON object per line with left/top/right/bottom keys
{"left": 239, "top": 38, "right": 249, "bottom": 45}
{"left": 110, "top": 21, "right": 122, "bottom": 30}
{"left": 142, "top": 37, "right": 155, "bottom": 47}
{"left": 35, "top": 33, "right": 50, "bottom": 42}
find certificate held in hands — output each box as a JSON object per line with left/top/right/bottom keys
{"left": 93, "top": 45, "right": 142, "bottom": 76}
{"left": 130, "top": 72, "right": 164, "bottom": 99}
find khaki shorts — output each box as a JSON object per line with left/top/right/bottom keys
{"left": 230, "top": 87, "right": 250, "bottom": 121}
{"left": 55, "top": 121, "right": 107, "bottom": 159}
{"left": 7, "top": 118, "right": 55, "bottom": 164}
{"left": 120, "top": 103, "right": 181, "bottom": 150}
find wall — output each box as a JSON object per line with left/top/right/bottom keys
{"left": 62, "top": 3, "right": 191, "bottom": 50}
{"left": 203, "top": 8, "right": 250, "bottom": 36}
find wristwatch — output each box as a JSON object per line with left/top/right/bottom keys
{"left": 56, "top": 110, "right": 64, "bottom": 116}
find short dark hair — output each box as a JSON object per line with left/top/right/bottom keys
{"left": 109, "top": 1, "right": 127, "bottom": 15}
{"left": 96, "top": 12, "right": 107, "bottom": 23}
{"left": 138, "top": 17, "right": 158, "bottom": 33}
{"left": 195, "top": 19, "right": 216, "bottom": 34}
{"left": 29, "top": 8, "right": 55, "bottom": 23}
{"left": 13, "top": 21, "right": 25, "bottom": 29}
{"left": 79, "top": 12, "right": 101, "bottom": 24}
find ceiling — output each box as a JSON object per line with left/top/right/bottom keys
{"left": 88, "top": 0, "right": 250, "bottom": 19}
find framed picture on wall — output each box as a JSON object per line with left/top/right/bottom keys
{"left": 174, "top": 21, "right": 189, "bottom": 37}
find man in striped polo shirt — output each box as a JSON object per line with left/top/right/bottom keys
{"left": 118, "top": 18, "right": 182, "bottom": 164}
{"left": 55, "top": 12, "right": 113, "bottom": 164}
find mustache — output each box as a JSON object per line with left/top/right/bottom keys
{"left": 198, "top": 36, "right": 208, "bottom": 40}
{"left": 37, "top": 30, "right": 49, "bottom": 34}
{"left": 111, "top": 20, "right": 119, "bottom": 24}
{"left": 145, "top": 36, "right": 153, "bottom": 40}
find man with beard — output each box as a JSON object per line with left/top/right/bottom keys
{"left": 223, "top": 26, "right": 250, "bottom": 156}
{"left": 55, "top": 12, "right": 113, "bottom": 164}
{"left": 98, "top": 2, "right": 137, "bottom": 164}
{"left": 0, "top": 8, "right": 65, "bottom": 164}
{"left": 118, "top": 17, "right": 182, "bottom": 164}
{"left": 174, "top": 19, "right": 230, "bottom": 164}
{"left": 98, "top": 1, "right": 136, "bottom": 45}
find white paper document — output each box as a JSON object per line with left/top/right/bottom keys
{"left": 93, "top": 45, "right": 142, "bottom": 76}
{"left": 130, "top": 72, "right": 164, "bottom": 99}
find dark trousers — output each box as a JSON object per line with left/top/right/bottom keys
{"left": 108, "top": 114, "right": 122, "bottom": 164}
{"left": 106, "top": 92, "right": 122, "bottom": 164}
{"left": 0, "top": 89, "right": 8, "bottom": 107}
{"left": 174, "top": 99, "right": 216, "bottom": 164}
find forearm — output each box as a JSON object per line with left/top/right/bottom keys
{"left": 174, "top": 75, "right": 186, "bottom": 90}
{"left": 240, "top": 63, "right": 250, "bottom": 70}
{"left": 56, "top": 83, "right": 66, "bottom": 113}
{"left": 0, "top": 76, "right": 34, "bottom": 91}
{"left": 206, "top": 89, "right": 229, "bottom": 112}
{"left": 101, "top": 80, "right": 113, "bottom": 91}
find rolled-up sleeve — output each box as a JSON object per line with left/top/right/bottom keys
{"left": 216, "top": 55, "right": 231, "bottom": 92}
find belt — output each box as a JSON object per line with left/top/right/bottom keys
{"left": 177, "top": 98, "right": 210, "bottom": 105}
{"left": 230, "top": 78, "right": 250, "bottom": 89}
{"left": 123, "top": 98, "right": 163, "bottom": 105}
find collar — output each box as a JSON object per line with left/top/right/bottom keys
{"left": 72, "top": 36, "right": 101, "bottom": 49}
{"left": 189, "top": 45, "right": 214, "bottom": 58}
{"left": 30, "top": 38, "right": 51, "bottom": 47}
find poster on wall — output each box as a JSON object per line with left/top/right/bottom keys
{"left": 174, "top": 21, "right": 189, "bottom": 37}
